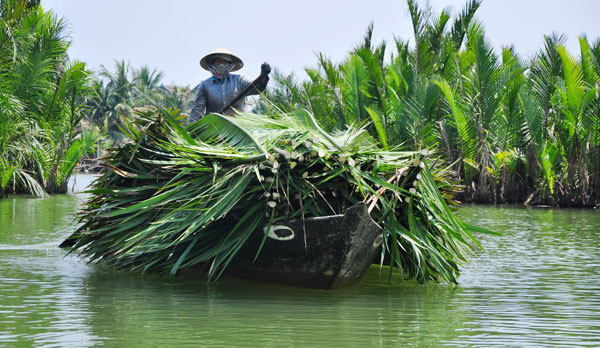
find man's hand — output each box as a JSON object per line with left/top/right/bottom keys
{"left": 261, "top": 62, "right": 271, "bottom": 75}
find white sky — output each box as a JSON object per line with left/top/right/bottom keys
{"left": 41, "top": 0, "right": 600, "bottom": 87}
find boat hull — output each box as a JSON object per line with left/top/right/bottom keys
{"left": 225, "top": 203, "right": 383, "bottom": 289}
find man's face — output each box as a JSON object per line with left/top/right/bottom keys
{"left": 212, "top": 57, "right": 231, "bottom": 66}
{"left": 210, "top": 57, "right": 234, "bottom": 79}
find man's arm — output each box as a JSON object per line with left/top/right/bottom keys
{"left": 241, "top": 62, "right": 270, "bottom": 96}
{"left": 189, "top": 82, "right": 206, "bottom": 122}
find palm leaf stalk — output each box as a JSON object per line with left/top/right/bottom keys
{"left": 62, "top": 107, "right": 491, "bottom": 284}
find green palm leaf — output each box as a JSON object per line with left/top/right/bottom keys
{"left": 191, "top": 113, "right": 265, "bottom": 154}
{"left": 63, "top": 106, "right": 488, "bottom": 285}
{"left": 434, "top": 79, "right": 476, "bottom": 160}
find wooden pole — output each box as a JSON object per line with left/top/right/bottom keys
{"left": 218, "top": 73, "right": 269, "bottom": 115}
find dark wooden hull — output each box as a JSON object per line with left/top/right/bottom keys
{"left": 225, "top": 203, "right": 383, "bottom": 289}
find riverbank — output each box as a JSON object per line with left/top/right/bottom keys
{"left": 455, "top": 187, "right": 600, "bottom": 209}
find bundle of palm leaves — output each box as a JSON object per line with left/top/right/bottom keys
{"left": 62, "top": 106, "right": 489, "bottom": 284}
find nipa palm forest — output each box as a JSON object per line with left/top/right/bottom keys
{"left": 0, "top": 0, "right": 193, "bottom": 198}
{"left": 260, "top": 1, "right": 600, "bottom": 208}
{"left": 2, "top": 0, "right": 599, "bottom": 284}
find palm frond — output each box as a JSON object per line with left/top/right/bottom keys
{"left": 63, "top": 107, "right": 486, "bottom": 284}
{"left": 449, "top": 0, "right": 482, "bottom": 49}
{"left": 434, "top": 79, "right": 476, "bottom": 160}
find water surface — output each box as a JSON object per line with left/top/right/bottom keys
{"left": 1, "top": 178, "right": 599, "bottom": 347}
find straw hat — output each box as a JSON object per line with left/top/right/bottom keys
{"left": 200, "top": 47, "right": 244, "bottom": 71}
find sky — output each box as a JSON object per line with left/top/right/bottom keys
{"left": 41, "top": 0, "right": 600, "bottom": 87}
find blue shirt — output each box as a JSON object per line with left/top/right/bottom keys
{"left": 189, "top": 73, "right": 268, "bottom": 122}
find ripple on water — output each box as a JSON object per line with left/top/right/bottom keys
{"left": 1, "top": 199, "right": 600, "bottom": 346}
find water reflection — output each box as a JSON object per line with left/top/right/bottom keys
{"left": 1, "top": 194, "right": 599, "bottom": 346}
{"left": 65, "top": 269, "right": 472, "bottom": 347}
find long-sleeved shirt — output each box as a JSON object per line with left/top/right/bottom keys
{"left": 189, "top": 73, "right": 268, "bottom": 122}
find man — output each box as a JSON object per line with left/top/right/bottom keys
{"left": 189, "top": 47, "right": 271, "bottom": 122}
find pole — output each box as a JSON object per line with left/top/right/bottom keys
{"left": 218, "top": 73, "right": 269, "bottom": 115}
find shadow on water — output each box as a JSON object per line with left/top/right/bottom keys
{"left": 1, "top": 192, "right": 600, "bottom": 346}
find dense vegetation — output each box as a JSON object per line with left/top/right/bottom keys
{"left": 4, "top": 0, "right": 598, "bottom": 209}
{"left": 0, "top": 0, "right": 95, "bottom": 197}
{"left": 84, "top": 60, "right": 194, "bottom": 145}
{"left": 0, "top": 1, "right": 195, "bottom": 198}
{"left": 260, "top": 0, "right": 600, "bottom": 207}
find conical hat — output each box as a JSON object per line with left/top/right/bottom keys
{"left": 200, "top": 47, "right": 243, "bottom": 71}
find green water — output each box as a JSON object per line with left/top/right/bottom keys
{"left": 1, "top": 177, "right": 600, "bottom": 347}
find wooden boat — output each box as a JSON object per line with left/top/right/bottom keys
{"left": 223, "top": 202, "right": 383, "bottom": 289}
{"left": 63, "top": 202, "right": 383, "bottom": 289}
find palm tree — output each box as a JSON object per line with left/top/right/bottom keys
{"left": 132, "top": 65, "right": 163, "bottom": 94}
{"left": 259, "top": 0, "right": 600, "bottom": 207}
{"left": 160, "top": 85, "right": 194, "bottom": 114}
{"left": 86, "top": 60, "right": 195, "bottom": 144}
{"left": 0, "top": 0, "right": 95, "bottom": 197}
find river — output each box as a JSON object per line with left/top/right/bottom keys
{"left": 1, "top": 174, "right": 599, "bottom": 347}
